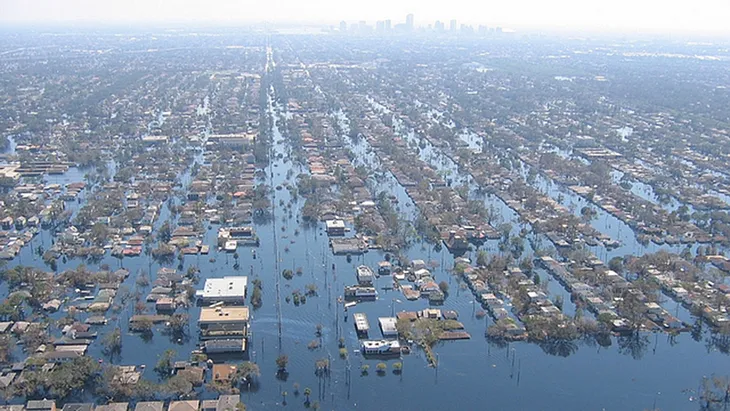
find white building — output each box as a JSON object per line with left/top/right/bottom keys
{"left": 378, "top": 317, "right": 398, "bottom": 337}
{"left": 196, "top": 276, "right": 248, "bottom": 304}
{"left": 356, "top": 265, "right": 375, "bottom": 285}
{"left": 325, "top": 219, "right": 346, "bottom": 236}
{"left": 412, "top": 259, "right": 426, "bottom": 270}
{"left": 360, "top": 340, "right": 401, "bottom": 355}
{"left": 141, "top": 135, "right": 169, "bottom": 145}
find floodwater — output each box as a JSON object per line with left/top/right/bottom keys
{"left": 4, "top": 78, "right": 730, "bottom": 411}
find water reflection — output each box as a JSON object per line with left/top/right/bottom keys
{"left": 617, "top": 332, "right": 651, "bottom": 360}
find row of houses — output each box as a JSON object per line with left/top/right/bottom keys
{"left": 460, "top": 263, "right": 528, "bottom": 338}
{"left": 0, "top": 395, "right": 242, "bottom": 411}
{"left": 541, "top": 256, "right": 685, "bottom": 331}
{"left": 647, "top": 266, "right": 730, "bottom": 328}
{"left": 0, "top": 184, "right": 74, "bottom": 259}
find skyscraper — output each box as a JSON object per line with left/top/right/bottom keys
{"left": 450, "top": 19, "right": 457, "bottom": 31}
{"left": 384, "top": 19, "right": 392, "bottom": 31}
{"left": 340, "top": 21, "right": 347, "bottom": 32}
{"left": 406, "top": 14, "right": 414, "bottom": 30}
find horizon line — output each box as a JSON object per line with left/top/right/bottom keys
{"left": 1, "top": 20, "right": 729, "bottom": 40}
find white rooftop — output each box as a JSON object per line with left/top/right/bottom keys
{"left": 325, "top": 219, "right": 345, "bottom": 229}
{"left": 378, "top": 317, "right": 398, "bottom": 334}
{"left": 196, "top": 276, "right": 248, "bottom": 300}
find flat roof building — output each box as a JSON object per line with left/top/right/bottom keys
{"left": 141, "top": 136, "right": 169, "bottom": 145}
{"left": 354, "top": 313, "right": 370, "bottom": 335}
{"left": 378, "top": 317, "right": 398, "bottom": 337}
{"left": 356, "top": 265, "right": 375, "bottom": 285}
{"left": 196, "top": 276, "right": 247, "bottom": 304}
{"left": 199, "top": 306, "right": 250, "bottom": 340}
{"left": 199, "top": 306, "right": 249, "bottom": 325}
{"left": 208, "top": 133, "right": 256, "bottom": 147}
{"left": 325, "top": 219, "right": 346, "bottom": 236}
{"left": 27, "top": 401, "right": 56, "bottom": 411}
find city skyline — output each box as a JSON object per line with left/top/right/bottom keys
{"left": 1, "top": 0, "right": 730, "bottom": 35}
{"left": 338, "top": 15, "right": 503, "bottom": 35}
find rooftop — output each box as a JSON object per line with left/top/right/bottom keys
{"left": 62, "top": 404, "right": 94, "bottom": 411}
{"left": 325, "top": 219, "right": 345, "bottom": 229}
{"left": 378, "top": 317, "right": 398, "bottom": 333}
{"left": 196, "top": 276, "right": 248, "bottom": 300}
{"left": 168, "top": 401, "right": 199, "bottom": 411}
{"left": 199, "top": 306, "right": 250, "bottom": 323}
{"left": 215, "top": 396, "right": 239, "bottom": 411}
{"left": 26, "top": 401, "right": 56, "bottom": 410}
{"left": 212, "top": 364, "right": 237, "bottom": 382}
{"left": 134, "top": 403, "right": 164, "bottom": 411}
{"left": 204, "top": 339, "right": 246, "bottom": 351}
{"left": 95, "top": 405, "right": 129, "bottom": 411}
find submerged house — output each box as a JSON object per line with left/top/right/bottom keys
{"left": 360, "top": 340, "right": 401, "bottom": 355}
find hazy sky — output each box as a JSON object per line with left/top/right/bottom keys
{"left": 1, "top": 0, "right": 729, "bottom": 34}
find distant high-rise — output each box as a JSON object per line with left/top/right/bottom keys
{"left": 376, "top": 21, "right": 385, "bottom": 32}
{"left": 406, "top": 13, "right": 414, "bottom": 30}
{"left": 339, "top": 21, "right": 347, "bottom": 32}
{"left": 460, "top": 24, "right": 474, "bottom": 34}
{"left": 384, "top": 19, "right": 392, "bottom": 31}
{"left": 434, "top": 20, "right": 445, "bottom": 31}
{"left": 449, "top": 19, "right": 457, "bottom": 31}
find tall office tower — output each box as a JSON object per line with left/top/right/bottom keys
{"left": 376, "top": 21, "right": 385, "bottom": 32}
{"left": 460, "top": 24, "right": 474, "bottom": 34}
{"left": 450, "top": 19, "right": 457, "bottom": 31}
{"left": 406, "top": 13, "right": 414, "bottom": 30}
{"left": 384, "top": 19, "right": 392, "bottom": 31}
{"left": 339, "top": 21, "right": 347, "bottom": 32}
